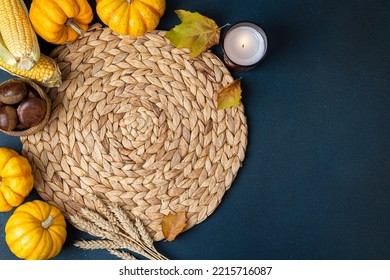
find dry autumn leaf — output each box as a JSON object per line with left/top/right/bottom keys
{"left": 217, "top": 79, "right": 242, "bottom": 109}
{"left": 165, "top": 10, "right": 221, "bottom": 58}
{"left": 161, "top": 211, "right": 187, "bottom": 241}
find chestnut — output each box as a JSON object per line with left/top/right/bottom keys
{"left": 0, "top": 105, "right": 19, "bottom": 131}
{"left": 26, "top": 86, "right": 39, "bottom": 98}
{"left": 0, "top": 80, "right": 28, "bottom": 105}
{"left": 16, "top": 97, "right": 46, "bottom": 130}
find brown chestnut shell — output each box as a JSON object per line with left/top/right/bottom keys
{"left": 0, "top": 78, "right": 51, "bottom": 136}
{"left": 16, "top": 97, "right": 47, "bottom": 130}
{"left": 0, "top": 105, "right": 19, "bottom": 131}
{"left": 0, "top": 80, "right": 28, "bottom": 105}
{"left": 26, "top": 86, "right": 39, "bottom": 98}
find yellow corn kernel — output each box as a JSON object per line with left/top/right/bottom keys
{"left": 0, "top": 54, "right": 61, "bottom": 88}
{"left": 0, "top": 0, "right": 40, "bottom": 70}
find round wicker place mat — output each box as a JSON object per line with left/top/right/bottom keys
{"left": 21, "top": 25, "right": 248, "bottom": 241}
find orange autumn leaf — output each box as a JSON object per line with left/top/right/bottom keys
{"left": 217, "top": 79, "right": 242, "bottom": 109}
{"left": 161, "top": 211, "right": 187, "bottom": 241}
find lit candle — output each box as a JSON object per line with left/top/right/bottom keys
{"left": 222, "top": 22, "right": 268, "bottom": 71}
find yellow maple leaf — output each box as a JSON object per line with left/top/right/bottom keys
{"left": 217, "top": 79, "right": 242, "bottom": 109}
{"left": 161, "top": 211, "right": 187, "bottom": 241}
{"left": 165, "top": 10, "right": 221, "bottom": 58}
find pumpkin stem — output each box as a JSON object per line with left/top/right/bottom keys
{"left": 65, "top": 19, "right": 84, "bottom": 36}
{"left": 41, "top": 215, "right": 55, "bottom": 229}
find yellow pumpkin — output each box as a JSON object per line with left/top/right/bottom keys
{"left": 5, "top": 200, "right": 67, "bottom": 260}
{"left": 29, "top": 0, "right": 94, "bottom": 44}
{"left": 0, "top": 147, "right": 34, "bottom": 212}
{"left": 96, "top": 0, "right": 166, "bottom": 37}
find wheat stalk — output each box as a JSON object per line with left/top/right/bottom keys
{"left": 107, "top": 249, "right": 137, "bottom": 260}
{"left": 74, "top": 239, "right": 119, "bottom": 250}
{"left": 108, "top": 203, "right": 140, "bottom": 240}
{"left": 70, "top": 197, "right": 168, "bottom": 260}
{"left": 87, "top": 194, "right": 120, "bottom": 227}
{"left": 135, "top": 217, "right": 154, "bottom": 247}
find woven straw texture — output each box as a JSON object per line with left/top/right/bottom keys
{"left": 21, "top": 25, "right": 248, "bottom": 241}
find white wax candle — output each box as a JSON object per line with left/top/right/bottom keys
{"left": 223, "top": 24, "right": 267, "bottom": 66}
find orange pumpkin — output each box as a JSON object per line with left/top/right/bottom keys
{"left": 29, "top": 0, "right": 94, "bottom": 44}
{"left": 0, "top": 147, "right": 34, "bottom": 212}
{"left": 5, "top": 200, "right": 67, "bottom": 260}
{"left": 96, "top": 0, "right": 166, "bottom": 37}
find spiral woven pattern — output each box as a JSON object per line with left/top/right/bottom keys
{"left": 21, "top": 25, "right": 248, "bottom": 241}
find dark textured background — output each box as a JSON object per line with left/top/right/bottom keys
{"left": 0, "top": 0, "right": 389, "bottom": 260}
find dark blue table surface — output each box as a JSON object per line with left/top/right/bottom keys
{"left": 0, "top": 0, "right": 389, "bottom": 260}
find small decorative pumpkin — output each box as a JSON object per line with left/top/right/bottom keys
{"left": 5, "top": 200, "right": 67, "bottom": 260}
{"left": 29, "top": 0, "right": 94, "bottom": 44}
{"left": 96, "top": 0, "right": 166, "bottom": 37}
{"left": 0, "top": 147, "right": 34, "bottom": 212}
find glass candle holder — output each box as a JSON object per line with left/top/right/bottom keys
{"left": 222, "top": 22, "right": 268, "bottom": 71}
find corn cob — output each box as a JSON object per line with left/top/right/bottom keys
{"left": 0, "top": 54, "right": 61, "bottom": 88}
{"left": 0, "top": 0, "right": 40, "bottom": 70}
{"left": 0, "top": 33, "right": 17, "bottom": 66}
